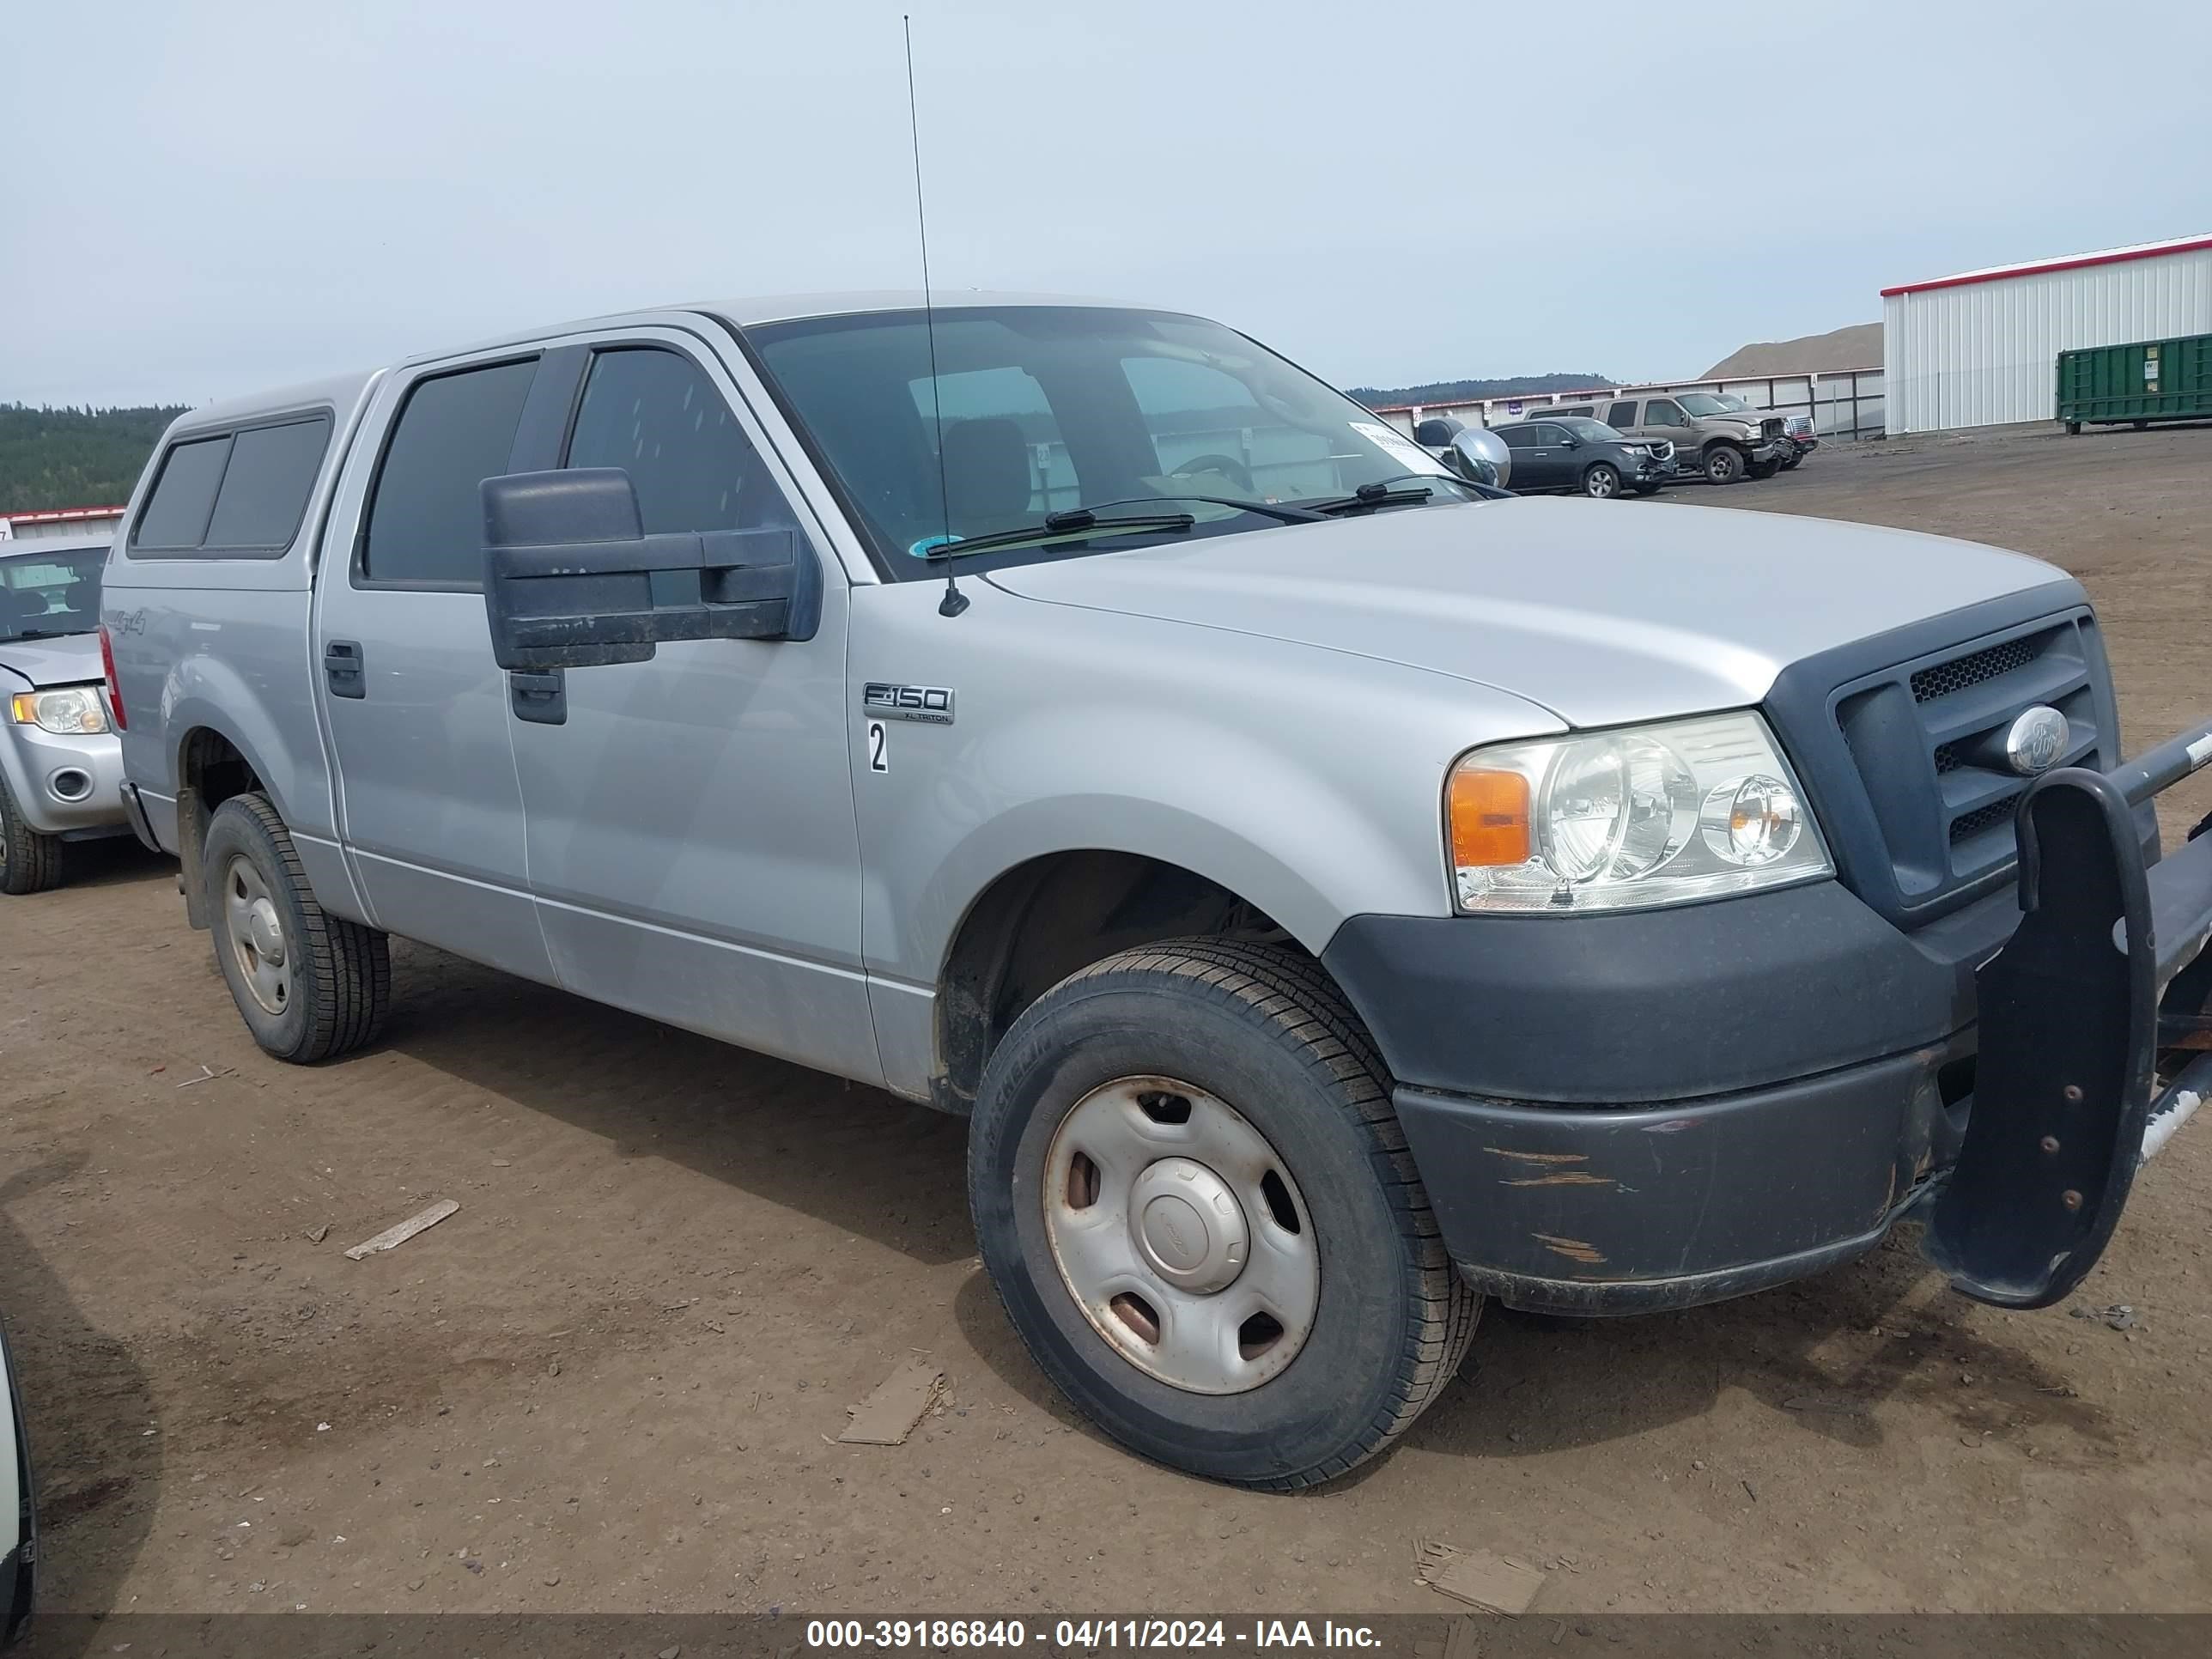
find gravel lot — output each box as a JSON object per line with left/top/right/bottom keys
{"left": 4, "top": 423, "right": 2209, "bottom": 1620}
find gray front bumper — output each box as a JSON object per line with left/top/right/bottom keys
{"left": 0, "top": 726, "right": 127, "bottom": 836}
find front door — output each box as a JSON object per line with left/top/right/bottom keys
{"left": 314, "top": 349, "right": 570, "bottom": 982}
{"left": 501, "top": 333, "right": 879, "bottom": 1085}
{"left": 1516, "top": 422, "right": 1570, "bottom": 489}
{"left": 1639, "top": 398, "right": 1695, "bottom": 458}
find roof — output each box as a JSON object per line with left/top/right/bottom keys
{"left": 1, "top": 531, "right": 111, "bottom": 556}
{"left": 1882, "top": 232, "right": 2212, "bottom": 298}
{"left": 4, "top": 504, "right": 125, "bottom": 526}
{"left": 173, "top": 369, "right": 379, "bottom": 435}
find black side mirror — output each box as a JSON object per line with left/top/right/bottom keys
{"left": 480, "top": 469, "right": 821, "bottom": 672}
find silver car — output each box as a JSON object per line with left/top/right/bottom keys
{"left": 0, "top": 533, "right": 129, "bottom": 895}
{"left": 103, "top": 294, "right": 2212, "bottom": 1490}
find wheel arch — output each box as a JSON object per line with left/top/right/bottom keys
{"left": 932, "top": 845, "right": 1312, "bottom": 1115}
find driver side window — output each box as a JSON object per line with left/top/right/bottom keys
{"left": 1120, "top": 356, "right": 1335, "bottom": 498}
{"left": 1646, "top": 400, "right": 1686, "bottom": 426}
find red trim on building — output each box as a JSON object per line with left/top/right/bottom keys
{"left": 1882, "top": 234, "right": 2212, "bottom": 298}
{"left": 3, "top": 504, "right": 127, "bottom": 525}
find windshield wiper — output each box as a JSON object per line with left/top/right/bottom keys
{"left": 9, "top": 628, "right": 89, "bottom": 641}
{"left": 1297, "top": 475, "right": 1442, "bottom": 516}
{"left": 922, "top": 507, "right": 1196, "bottom": 561}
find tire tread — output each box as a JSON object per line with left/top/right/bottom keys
{"left": 213, "top": 793, "right": 391, "bottom": 1063}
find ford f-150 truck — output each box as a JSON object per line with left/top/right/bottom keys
{"left": 100, "top": 294, "right": 2212, "bottom": 1490}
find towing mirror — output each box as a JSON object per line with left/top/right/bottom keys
{"left": 480, "top": 468, "right": 821, "bottom": 672}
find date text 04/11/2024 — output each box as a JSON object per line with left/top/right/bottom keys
{"left": 804, "top": 1620, "right": 1383, "bottom": 1650}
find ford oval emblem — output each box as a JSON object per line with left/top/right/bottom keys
{"left": 2004, "top": 705, "right": 2070, "bottom": 776}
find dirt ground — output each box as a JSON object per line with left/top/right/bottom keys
{"left": 3, "top": 423, "right": 2209, "bottom": 1620}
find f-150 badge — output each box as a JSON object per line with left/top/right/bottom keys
{"left": 862, "top": 683, "right": 955, "bottom": 725}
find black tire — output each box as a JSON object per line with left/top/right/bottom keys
{"left": 2065, "top": 421, "right": 2082, "bottom": 435}
{"left": 1780, "top": 450, "right": 1802, "bottom": 470}
{"left": 1580, "top": 462, "right": 1622, "bottom": 500}
{"left": 0, "top": 774, "right": 64, "bottom": 896}
{"left": 1704, "top": 445, "right": 1746, "bottom": 485}
{"left": 969, "top": 938, "right": 1480, "bottom": 1490}
{"left": 1632, "top": 481, "right": 1662, "bottom": 495}
{"left": 1747, "top": 457, "right": 1782, "bottom": 481}
{"left": 204, "top": 793, "right": 390, "bottom": 1062}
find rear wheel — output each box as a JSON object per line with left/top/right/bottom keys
{"left": 1704, "top": 445, "right": 1746, "bottom": 485}
{"left": 204, "top": 793, "right": 391, "bottom": 1062}
{"left": 0, "top": 775, "right": 64, "bottom": 896}
{"left": 969, "top": 938, "right": 1479, "bottom": 1490}
{"left": 1581, "top": 462, "right": 1622, "bottom": 500}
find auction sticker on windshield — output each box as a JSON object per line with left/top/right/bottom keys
{"left": 1349, "top": 421, "right": 1451, "bottom": 477}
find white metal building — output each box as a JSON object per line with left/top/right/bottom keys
{"left": 0, "top": 504, "right": 126, "bottom": 543}
{"left": 1883, "top": 233, "right": 2212, "bottom": 434}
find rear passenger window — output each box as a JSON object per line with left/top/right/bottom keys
{"left": 132, "top": 436, "right": 231, "bottom": 550}
{"left": 363, "top": 360, "right": 538, "bottom": 586}
{"left": 202, "top": 417, "right": 331, "bottom": 549}
{"left": 1607, "top": 401, "right": 1638, "bottom": 428}
{"left": 131, "top": 416, "right": 334, "bottom": 556}
{"left": 566, "top": 348, "right": 794, "bottom": 535}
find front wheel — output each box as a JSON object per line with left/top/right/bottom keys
{"left": 0, "top": 775, "right": 64, "bottom": 896}
{"left": 1632, "top": 481, "right": 1662, "bottom": 495}
{"left": 1581, "top": 462, "right": 1622, "bottom": 499}
{"left": 1704, "top": 445, "right": 1746, "bottom": 485}
{"left": 1747, "top": 457, "right": 1783, "bottom": 480}
{"left": 1780, "top": 450, "right": 1803, "bottom": 470}
{"left": 204, "top": 793, "right": 392, "bottom": 1062}
{"left": 969, "top": 939, "right": 1480, "bottom": 1490}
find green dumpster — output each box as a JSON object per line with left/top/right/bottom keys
{"left": 2057, "top": 332, "right": 2212, "bottom": 432}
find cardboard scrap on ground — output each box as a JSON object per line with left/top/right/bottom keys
{"left": 1416, "top": 1540, "right": 1547, "bottom": 1617}
{"left": 343, "top": 1199, "right": 459, "bottom": 1261}
{"left": 836, "top": 1357, "right": 945, "bottom": 1445}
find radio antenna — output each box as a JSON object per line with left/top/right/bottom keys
{"left": 904, "top": 14, "right": 967, "bottom": 618}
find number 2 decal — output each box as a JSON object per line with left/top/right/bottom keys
{"left": 866, "top": 720, "right": 889, "bottom": 773}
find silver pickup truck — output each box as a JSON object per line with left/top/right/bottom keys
{"left": 100, "top": 294, "right": 2212, "bottom": 1489}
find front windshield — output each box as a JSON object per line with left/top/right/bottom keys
{"left": 747, "top": 306, "right": 1478, "bottom": 575}
{"left": 1554, "top": 417, "right": 1624, "bottom": 442}
{"left": 1676, "top": 392, "right": 1734, "bottom": 416}
{"left": 0, "top": 546, "right": 106, "bottom": 642}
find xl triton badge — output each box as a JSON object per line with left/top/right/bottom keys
{"left": 862, "top": 683, "right": 956, "bottom": 726}
{"left": 2003, "top": 705, "right": 2069, "bottom": 776}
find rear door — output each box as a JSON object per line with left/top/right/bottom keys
{"left": 1509, "top": 423, "right": 1565, "bottom": 489}
{"left": 313, "top": 347, "right": 575, "bottom": 981}
{"left": 1605, "top": 398, "right": 1645, "bottom": 441}
{"left": 501, "top": 329, "right": 878, "bottom": 1084}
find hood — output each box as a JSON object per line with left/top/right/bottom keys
{"left": 982, "top": 497, "right": 2070, "bottom": 728}
{"left": 0, "top": 631, "right": 103, "bottom": 690}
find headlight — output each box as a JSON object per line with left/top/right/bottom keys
{"left": 1445, "top": 711, "right": 1830, "bottom": 914}
{"left": 9, "top": 685, "right": 111, "bottom": 735}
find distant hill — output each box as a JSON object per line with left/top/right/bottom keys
{"left": 1703, "top": 324, "right": 1881, "bottom": 380}
{"left": 0, "top": 403, "right": 187, "bottom": 514}
{"left": 1346, "top": 373, "right": 1613, "bottom": 410}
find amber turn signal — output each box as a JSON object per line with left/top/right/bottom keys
{"left": 1447, "top": 765, "right": 1532, "bottom": 868}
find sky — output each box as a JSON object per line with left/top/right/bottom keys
{"left": 5, "top": 0, "right": 2210, "bottom": 410}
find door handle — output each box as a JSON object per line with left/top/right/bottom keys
{"left": 508, "top": 668, "right": 567, "bottom": 726}
{"left": 324, "top": 640, "right": 365, "bottom": 699}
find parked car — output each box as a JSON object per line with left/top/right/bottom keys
{"left": 1490, "top": 416, "right": 1663, "bottom": 498}
{"left": 104, "top": 293, "right": 2212, "bottom": 1491}
{"left": 1540, "top": 393, "right": 1786, "bottom": 484}
{"left": 1, "top": 533, "right": 131, "bottom": 894}
{"left": 1, "top": 1314, "right": 33, "bottom": 1650}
